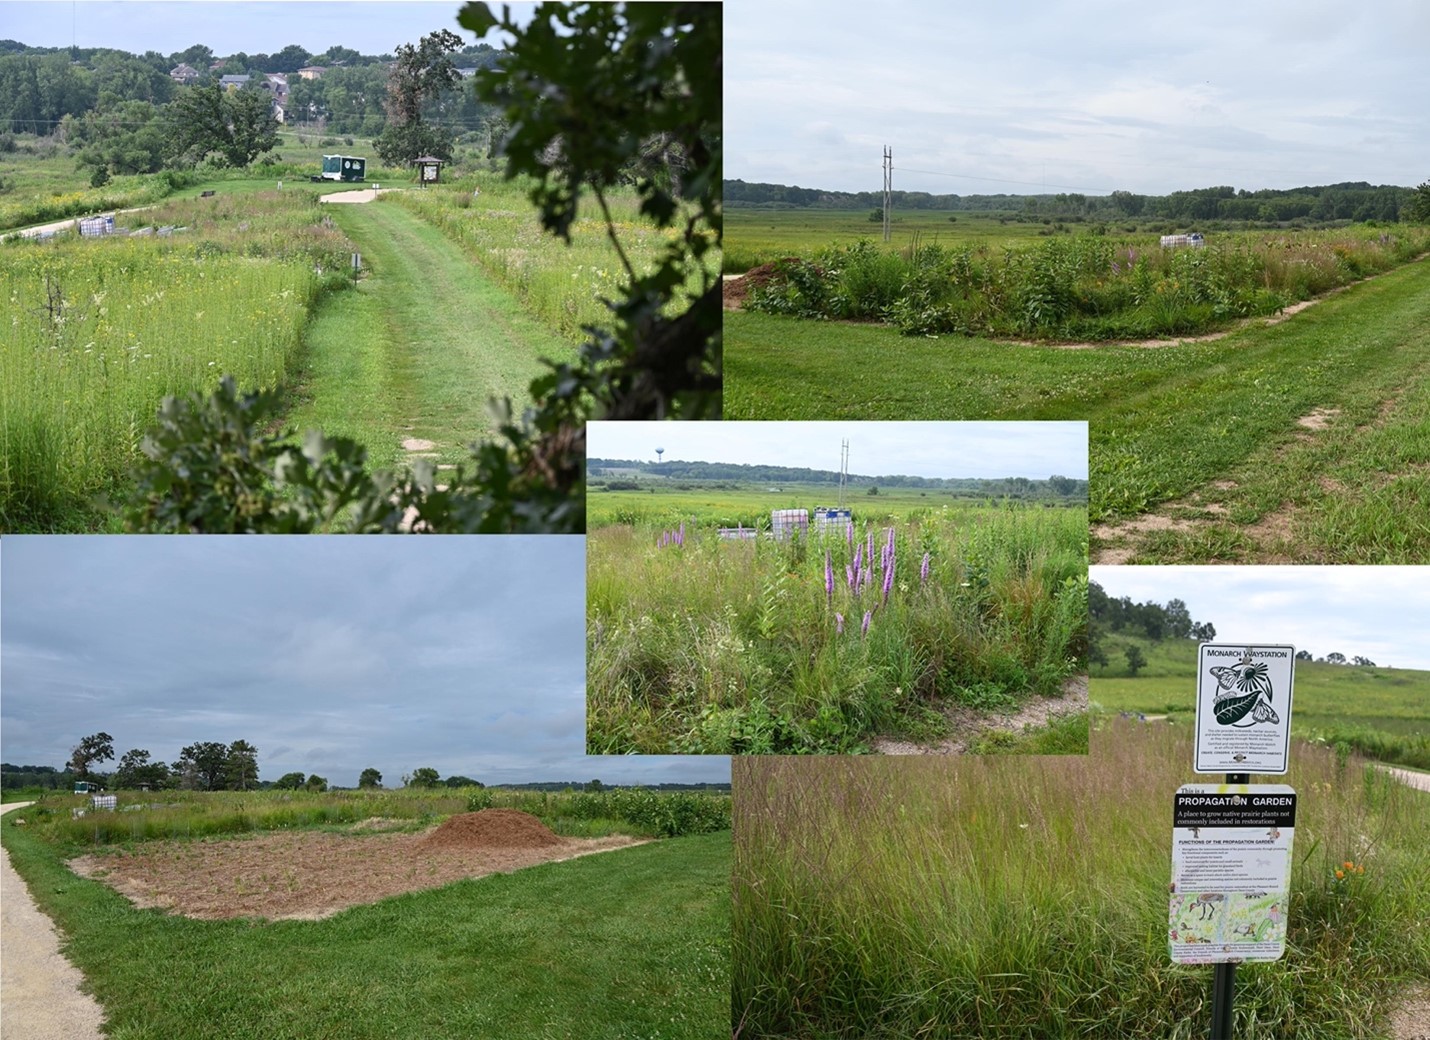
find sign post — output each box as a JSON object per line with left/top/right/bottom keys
{"left": 1177, "top": 643, "right": 1297, "bottom": 1040}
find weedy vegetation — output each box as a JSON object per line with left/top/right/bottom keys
{"left": 732, "top": 719, "right": 1430, "bottom": 1040}
{"left": 742, "top": 227, "right": 1430, "bottom": 340}
{"left": 587, "top": 503, "right": 1087, "bottom": 754}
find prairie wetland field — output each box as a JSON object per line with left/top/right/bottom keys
{"left": 2, "top": 135, "right": 700, "bottom": 532}
{"left": 1, "top": 785, "right": 730, "bottom": 1040}
{"left": 723, "top": 214, "right": 1430, "bottom": 565}
{"left": 732, "top": 720, "right": 1430, "bottom": 1040}
{"left": 586, "top": 485, "right": 1089, "bottom": 755}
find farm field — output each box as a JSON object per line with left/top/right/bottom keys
{"left": 732, "top": 720, "right": 1430, "bottom": 1040}
{"left": 724, "top": 207, "right": 1054, "bottom": 271}
{"left": 588, "top": 480, "right": 1040, "bottom": 529}
{"left": 586, "top": 501, "right": 1088, "bottom": 754}
{"left": 2, "top": 787, "right": 730, "bottom": 1039}
{"left": 1088, "top": 633, "right": 1430, "bottom": 770}
{"left": 727, "top": 254, "right": 1430, "bottom": 564}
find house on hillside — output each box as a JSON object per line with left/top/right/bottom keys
{"left": 219, "top": 74, "right": 251, "bottom": 91}
{"left": 169, "top": 62, "right": 200, "bottom": 84}
{"left": 297, "top": 65, "right": 327, "bottom": 80}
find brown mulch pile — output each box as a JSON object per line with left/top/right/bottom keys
{"left": 722, "top": 259, "right": 798, "bottom": 310}
{"left": 420, "top": 808, "right": 563, "bottom": 850}
{"left": 69, "top": 814, "right": 646, "bottom": 921}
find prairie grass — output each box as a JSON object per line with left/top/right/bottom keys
{"left": 1, "top": 190, "right": 355, "bottom": 529}
{"left": 732, "top": 719, "right": 1430, "bottom": 1039}
{"left": 587, "top": 505, "right": 1087, "bottom": 754}
{"left": 383, "top": 175, "right": 717, "bottom": 342}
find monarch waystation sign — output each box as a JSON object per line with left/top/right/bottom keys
{"left": 1193, "top": 644, "right": 1296, "bottom": 775}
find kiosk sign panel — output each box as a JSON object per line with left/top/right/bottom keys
{"left": 1170, "top": 785, "right": 1296, "bottom": 964}
{"left": 1193, "top": 644, "right": 1295, "bottom": 774}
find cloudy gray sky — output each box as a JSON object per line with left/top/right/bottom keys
{"left": 2, "top": 1, "right": 535, "bottom": 56}
{"left": 589, "top": 421, "right": 1088, "bottom": 480}
{"left": 727, "top": 0, "right": 1430, "bottom": 196}
{"left": 0, "top": 537, "right": 728, "bottom": 787}
{"left": 1090, "top": 565, "right": 1430, "bottom": 671}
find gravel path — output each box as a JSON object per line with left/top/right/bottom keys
{"left": 1380, "top": 764, "right": 1430, "bottom": 793}
{"left": 0, "top": 802, "right": 106, "bottom": 1040}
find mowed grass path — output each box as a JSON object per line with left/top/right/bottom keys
{"left": 286, "top": 198, "right": 575, "bottom": 471}
{"left": 2, "top": 824, "right": 729, "bottom": 1040}
{"left": 726, "top": 258, "right": 1430, "bottom": 563}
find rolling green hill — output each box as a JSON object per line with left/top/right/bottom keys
{"left": 1089, "top": 633, "right": 1430, "bottom": 768}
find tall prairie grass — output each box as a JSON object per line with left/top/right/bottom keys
{"left": 733, "top": 719, "right": 1430, "bottom": 1039}
{"left": 587, "top": 504, "right": 1088, "bottom": 754}
{"left": 747, "top": 226, "right": 1430, "bottom": 340}
{"left": 383, "top": 176, "right": 716, "bottom": 342}
{"left": 1, "top": 190, "right": 354, "bottom": 529}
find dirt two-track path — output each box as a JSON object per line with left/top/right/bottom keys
{"left": 0, "top": 802, "right": 105, "bottom": 1040}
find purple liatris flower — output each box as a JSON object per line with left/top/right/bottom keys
{"left": 853, "top": 543, "right": 862, "bottom": 573}
{"left": 882, "top": 556, "right": 894, "bottom": 603}
{"left": 920, "top": 552, "right": 930, "bottom": 585}
{"left": 846, "top": 564, "right": 855, "bottom": 590}
{"left": 824, "top": 550, "right": 834, "bottom": 603}
{"left": 835, "top": 612, "right": 845, "bottom": 635}
{"left": 846, "top": 521, "right": 853, "bottom": 546}
{"left": 678, "top": 521, "right": 685, "bottom": 547}
{"left": 861, "top": 610, "right": 872, "bottom": 637}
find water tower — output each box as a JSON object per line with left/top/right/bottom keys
{"left": 656, "top": 447, "right": 664, "bottom": 464}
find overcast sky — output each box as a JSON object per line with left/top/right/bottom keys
{"left": 2, "top": 1, "right": 537, "bottom": 56}
{"left": 589, "top": 421, "right": 1088, "bottom": 480}
{"left": 0, "top": 537, "right": 728, "bottom": 787}
{"left": 727, "top": 0, "right": 1430, "bottom": 196}
{"left": 1091, "top": 565, "right": 1430, "bottom": 671}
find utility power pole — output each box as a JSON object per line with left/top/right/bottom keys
{"left": 838, "top": 439, "right": 849, "bottom": 510}
{"left": 882, "top": 146, "right": 892, "bottom": 243}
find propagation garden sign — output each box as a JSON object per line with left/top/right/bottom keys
{"left": 1193, "top": 644, "right": 1296, "bottom": 774}
{"left": 1168, "top": 785, "right": 1296, "bottom": 964}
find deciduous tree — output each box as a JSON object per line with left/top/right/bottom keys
{"left": 67, "top": 732, "right": 115, "bottom": 781}
{"left": 358, "top": 768, "right": 383, "bottom": 789}
{"left": 373, "top": 29, "right": 461, "bottom": 166}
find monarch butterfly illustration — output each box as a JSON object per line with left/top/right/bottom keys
{"left": 1210, "top": 661, "right": 1279, "bottom": 727}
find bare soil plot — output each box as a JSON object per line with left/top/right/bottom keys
{"left": 68, "top": 809, "right": 647, "bottom": 921}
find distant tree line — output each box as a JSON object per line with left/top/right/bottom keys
{"left": 1090, "top": 583, "right": 1382, "bottom": 674}
{"left": 588, "top": 458, "right": 1087, "bottom": 500}
{"left": 0, "top": 37, "right": 505, "bottom": 178}
{"left": 0, "top": 732, "right": 260, "bottom": 791}
{"left": 724, "top": 178, "right": 1419, "bottom": 224}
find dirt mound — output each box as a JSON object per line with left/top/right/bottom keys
{"left": 421, "top": 809, "right": 564, "bottom": 851}
{"left": 722, "top": 259, "right": 801, "bottom": 310}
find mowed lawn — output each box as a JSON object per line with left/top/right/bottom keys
{"left": 2, "top": 824, "right": 729, "bottom": 1040}
{"left": 726, "top": 257, "right": 1430, "bottom": 564}
{"left": 285, "top": 198, "right": 577, "bottom": 471}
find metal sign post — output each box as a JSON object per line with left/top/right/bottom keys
{"left": 1210, "top": 771, "right": 1246, "bottom": 1040}
{"left": 1173, "top": 642, "right": 1298, "bottom": 1040}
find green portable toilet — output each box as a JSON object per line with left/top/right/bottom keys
{"left": 321, "top": 155, "right": 367, "bottom": 182}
